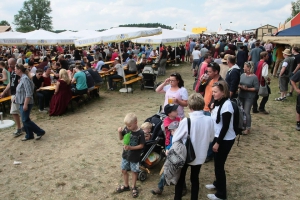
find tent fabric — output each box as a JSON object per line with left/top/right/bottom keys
{"left": 263, "top": 36, "right": 300, "bottom": 46}
{"left": 75, "top": 27, "right": 162, "bottom": 47}
{"left": 172, "top": 29, "right": 199, "bottom": 38}
{"left": 131, "top": 29, "right": 188, "bottom": 44}
{"left": 276, "top": 24, "right": 300, "bottom": 36}
{"left": 0, "top": 32, "right": 26, "bottom": 45}
{"left": 16, "top": 30, "right": 74, "bottom": 45}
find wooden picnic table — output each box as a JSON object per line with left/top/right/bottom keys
{"left": 0, "top": 85, "right": 6, "bottom": 91}
{"left": 104, "top": 61, "right": 114, "bottom": 65}
{"left": 39, "top": 86, "right": 55, "bottom": 91}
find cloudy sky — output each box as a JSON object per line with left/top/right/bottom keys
{"left": 0, "top": 0, "right": 292, "bottom": 33}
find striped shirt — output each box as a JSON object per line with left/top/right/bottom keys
{"left": 15, "top": 74, "right": 34, "bottom": 105}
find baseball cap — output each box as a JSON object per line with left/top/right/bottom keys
{"left": 168, "top": 121, "right": 179, "bottom": 130}
{"left": 164, "top": 104, "right": 178, "bottom": 116}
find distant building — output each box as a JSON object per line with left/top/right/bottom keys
{"left": 192, "top": 27, "right": 207, "bottom": 34}
{"left": 279, "top": 12, "right": 300, "bottom": 31}
{"left": 0, "top": 26, "right": 11, "bottom": 33}
{"left": 255, "top": 24, "right": 277, "bottom": 40}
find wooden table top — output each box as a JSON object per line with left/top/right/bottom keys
{"left": 0, "top": 85, "right": 6, "bottom": 90}
{"left": 40, "top": 86, "right": 55, "bottom": 91}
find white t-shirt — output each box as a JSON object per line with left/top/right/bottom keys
{"left": 211, "top": 99, "right": 236, "bottom": 140}
{"left": 192, "top": 50, "right": 201, "bottom": 60}
{"left": 115, "top": 63, "right": 124, "bottom": 77}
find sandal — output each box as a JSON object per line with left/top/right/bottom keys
{"left": 116, "top": 185, "right": 130, "bottom": 193}
{"left": 275, "top": 97, "right": 286, "bottom": 101}
{"left": 132, "top": 187, "right": 139, "bottom": 198}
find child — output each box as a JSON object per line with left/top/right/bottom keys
{"left": 151, "top": 121, "right": 179, "bottom": 195}
{"left": 141, "top": 122, "right": 152, "bottom": 141}
{"left": 163, "top": 104, "right": 181, "bottom": 147}
{"left": 117, "top": 113, "right": 145, "bottom": 198}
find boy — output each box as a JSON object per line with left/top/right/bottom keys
{"left": 163, "top": 104, "right": 181, "bottom": 147}
{"left": 117, "top": 113, "right": 145, "bottom": 198}
{"left": 151, "top": 121, "right": 179, "bottom": 195}
{"left": 141, "top": 122, "right": 152, "bottom": 141}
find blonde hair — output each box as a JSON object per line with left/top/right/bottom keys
{"left": 124, "top": 113, "right": 137, "bottom": 125}
{"left": 59, "top": 69, "right": 71, "bottom": 84}
{"left": 188, "top": 93, "right": 205, "bottom": 111}
{"left": 141, "top": 122, "right": 152, "bottom": 130}
{"left": 244, "top": 61, "right": 254, "bottom": 73}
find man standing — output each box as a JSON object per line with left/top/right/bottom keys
{"left": 290, "top": 70, "right": 300, "bottom": 130}
{"left": 248, "top": 42, "right": 262, "bottom": 69}
{"left": 0, "top": 58, "right": 23, "bottom": 137}
{"left": 225, "top": 55, "right": 240, "bottom": 99}
{"left": 287, "top": 47, "right": 300, "bottom": 97}
{"left": 189, "top": 39, "right": 196, "bottom": 54}
{"left": 275, "top": 49, "right": 294, "bottom": 101}
{"left": 273, "top": 44, "right": 285, "bottom": 77}
{"left": 253, "top": 52, "right": 270, "bottom": 114}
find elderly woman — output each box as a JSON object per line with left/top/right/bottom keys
{"left": 49, "top": 69, "right": 72, "bottom": 116}
{"left": 238, "top": 61, "right": 259, "bottom": 135}
{"left": 206, "top": 81, "right": 236, "bottom": 200}
{"left": 156, "top": 72, "right": 188, "bottom": 119}
{"left": 14, "top": 64, "right": 45, "bottom": 141}
{"left": 172, "top": 93, "right": 214, "bottom": 200}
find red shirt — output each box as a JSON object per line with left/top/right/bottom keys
{"left": 163, "top": 116, "right": 181, "bottom": 146}
{"left": 185, "top": 42, "right": 190, "bottom": 51}
{"left": 43, "top": 76, "right": 51, "bottom": 86}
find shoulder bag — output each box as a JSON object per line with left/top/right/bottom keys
{"left": 185, "top": 118, "right": 196, "bottom": 163}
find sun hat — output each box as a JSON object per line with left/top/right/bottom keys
{"left": 221, "top": 54, "right": 230, "bottom": 63}
{"left": 282, "top": 49, "right": 292, "bottom": 56}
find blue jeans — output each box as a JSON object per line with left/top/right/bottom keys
{"left": 158, "top": 173, "right": 165, "bottom": 191}
{"left": 204, "top": 111, "right": 214, "bottom": 158}
{"left": 20, "top": 104, "right": 45, "bottom": 139}
{"left": 239, "top": 97, "right": 254, "bottom": 129}
{"left": 36, "top": 91, "right": 45, "bottom": 110}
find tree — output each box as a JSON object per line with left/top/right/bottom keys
{"left": 13, "top": 0, "right": 53, "bottom": 32}
{"left": 0, "top": 20, "right": 10, "bottom": 26}
{"left": 286, "top": 0, "right": 300, "bottom": 22}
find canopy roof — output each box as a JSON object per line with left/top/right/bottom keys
{"left": 276, "top": 24, "right": 300, "bottom": 36}
{"left": 172, "top": 29, "right": 199, "bottom": 38}
{"left": 263, "top": 35, "right": 300, "bottom": 46}
{"left": 131, "top": 29, "right": 188, "bottom": 44}
{"left": 0, "top": 32, "right": 26, "bottom": 45}
{"left": 16, "top": 30, "right": 74, "bottom": 45}
{"left": 75, "top": 27, "right": 162, "bottom": 47}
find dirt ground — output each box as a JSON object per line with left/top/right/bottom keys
{"left": 0, "top": 62, "right": 300, "bottom": 200}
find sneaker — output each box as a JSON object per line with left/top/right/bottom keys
{"left": 151, "top": 188, "right": 162, "bottom": 195}
{"left": 296, "top": 125, "right": 300, "bottom": 131}
{"left": 109, "top": 88, "right": 114, "bottom": 91}
{"left": 205, "top": 184, "right": 216, "bottom": 190}
{"left": 39, "top": 109, "right": 48, "bottom": 113}
{"left": 13, "top": 129, "right": 23, "bottom": 137}
{"left": 36, "top": 132, "right": 45, "bottom": 140}
{"left": 207, "top": 194, "right": 226, "bottom": 200}
{"left": 275, "top": 97, "right": 286, "bottom": 101}
{"left": 259, "top": 110, "right": 269, "bottom": 114}
{"left": 287, "top": 92, "right": 293, "bottom": 97}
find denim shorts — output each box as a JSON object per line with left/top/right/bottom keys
{"left": 121, "top": 158, "right": 140, "bottom": 172}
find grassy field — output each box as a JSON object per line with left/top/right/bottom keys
{"left": 0, "top": 62, "right": 299, "bottom": 200}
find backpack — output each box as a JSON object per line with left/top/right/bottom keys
{"left": 231, "top": 98, "right": 246, "bottom": 145}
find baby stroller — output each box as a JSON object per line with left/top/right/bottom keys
{"left": 138, "top": 107, "right": 167, "bottom": 181}
{"left": 140, "top": 65, "right": 158, "bottom": 91}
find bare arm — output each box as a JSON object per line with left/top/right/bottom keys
{"left": 118, "top": 127, "right": 123, "bottom": 140}
{"left": 0, "top": 84, "right": 10, "bottom": 98}
{"left": 155, "top": 78, "right": 169, "bottom": 93}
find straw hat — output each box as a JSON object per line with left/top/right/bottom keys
{"left": 222, "top": 54, "right": 230, "bottom": 63}
{"left": 282, "top": 49, "right": 292, "bottom": 56}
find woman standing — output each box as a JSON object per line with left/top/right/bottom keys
{"left": 172, "top": 93, "right": 214, "bottom": 200}
{"left": 156, "top": 72, "right": 188, "bottom": 119}
{"left": 158, "top": 45, "right": 167, "bottom": 76}
{"left": 0, "top": 61, "right": 10, "bottom": 86}
{"left": 14, "top": 64, "right": 45, "bottom": 141}
{"left": 49, "top": 69, "right": 72, "bottom": 116}
{"left": 206, "top": 81, "right": 235, "bottom": 200}
{"left": 192, "top": 46, "right": 201, "bottom": 76}
{"left": 238, "top": 61, "right": 259, "bottom": 135}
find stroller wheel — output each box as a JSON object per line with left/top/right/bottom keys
{"left": 141, "top": 84, "right": 144, "bottom": 90}
{"left": 138, "top": 171, "right": 147, "bottom": 182}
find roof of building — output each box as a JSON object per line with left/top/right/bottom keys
{"left": 0, "top": 26, "right": 12, "bottom": 32}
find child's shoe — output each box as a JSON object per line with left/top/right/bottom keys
{"left": 151, "top": 188, "right": 163, "bottom": 195}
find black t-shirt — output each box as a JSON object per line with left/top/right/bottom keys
{"left": 32, "top": 75, "right": 44, "bottom": 91}
{"left": 10, "top": 72, "right": 20, "bottom": 95}
{"left": 122, "top": 52, "right": 129, "bottom": 62}
{"left": 293, "top": 54, "right": 300, "bottom": 72}
{"left": 60, "top": 60, "right": 69, "bottom": 70}
{"left": 87, "top": 68, "right": 102, "bottom": 83}
{"left": 291, "top": 70, "right": 300, "bottom": 89}
{"left": 121, "top": 128, "right": 145, "bottom": 163}
{"left": 83, "top": 70, "right": 95, "bottom": 88}
{"left": 161, "top": 50, "right": 167, "bottom": 59}
{"left": 101, "top": 51, "right": 106, "bottom": 59}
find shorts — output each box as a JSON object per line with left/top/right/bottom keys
{"left": 297, "top": 95, "right": 300, "bottom": 114}
{"left": 279, "top": 76, "right": 289, "bottom": 92}
{"left": 121, "top": 158, "right": 140, "bottom": 172}
{"left": 185, "top": 50, "right": 190, "bottom": 56}
{"left": 10, "top": 95, "right": 20, "bottom": 115}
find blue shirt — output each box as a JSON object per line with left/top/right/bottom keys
{"left": 74, "top": 71, "right": 87, "bottom": 90}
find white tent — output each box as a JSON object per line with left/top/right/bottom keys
{"left": 172, "top": 29, "right": 199, "bottom": 38}
{"left": 16, "top": 30, "right": 74, "bottom": 45}
{"left": 58, "top": 30, "right": 79, "bottom": 39}
{"left": 75, "top": 27, "right": 162, "bottom": 47}
{"left": 131, "top": 29, "right": 188, "bottom": 44}
{"left": 217, "top": 31, "right": 228, "bottom": 35}
{"left": 72, "top": 30, "right": 101, "bottom": 39}
{"left": 0, "top": 32, "right": 26, "bottom": 45}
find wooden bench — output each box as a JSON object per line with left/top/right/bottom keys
{"left": 123, "top": 76, "right": 143, "bottom": 93}
{"left": 166, "top": 60, "right": 175, "bottom": 66}
{"left": 0, "top": 96, "right": 11, "bottom": 114}
{"left": 111, "top": 73, "right": 138, "bottom": 90}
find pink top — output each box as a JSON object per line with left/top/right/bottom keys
{"left": 111, "top": 52, "right": 119, "bottom": 61}
{"left": 199, "top": 62, "right": 208, "bottom": 77}
{"left": 163, "top": 116, "right": 181, "bottom": 146}
{"left": 163, "top": 85, "right": 189, "bottom": 119}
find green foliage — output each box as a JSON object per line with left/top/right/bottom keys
{"left": 286, "top": 0, "right": 300, "bottom": 22}
{"left": 13, "top": 0, "right": 53, "bottom": 32}
{"left": 0, "top": 20, "right": 10, "bottom": 26}
{"left": 119, "top": 23, "right": 172, "bottom": 30}
{"left": 96, "top": 29, "right": 107, "bottom": 32}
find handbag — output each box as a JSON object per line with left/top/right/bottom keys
{"left": 185, "top": 118, "right": 196, "bottom": 163}
{"left": 258, "top": 64, "right": 268, "bottom": 97}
